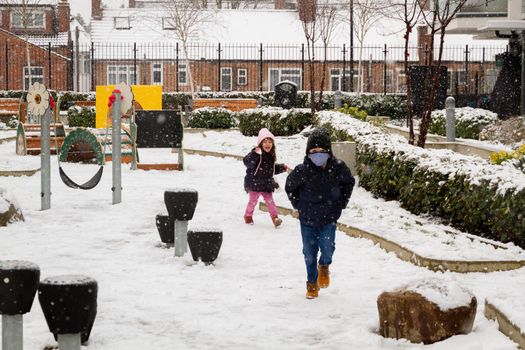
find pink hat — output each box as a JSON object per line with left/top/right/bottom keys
{"left": 256, "top": 128, "right": 275, "bottom": 146}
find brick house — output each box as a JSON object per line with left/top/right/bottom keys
{"left": 0, "top": 0, "right": 72, "bottom": 91}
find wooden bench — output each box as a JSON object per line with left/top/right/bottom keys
{"left": 192, "top": 98, "right": 257, "bottom": 112}
{"left": 0, "top": 98, "right": 26, "bottom": 123}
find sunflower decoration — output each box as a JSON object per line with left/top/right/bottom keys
{"left": 115, "top": 82, "right": 134, "bottom": 115}
{"left": 26, "top": 82, "right": 50, "bottom": 117}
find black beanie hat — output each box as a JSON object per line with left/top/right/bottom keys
{"left": 306, "top": 127, "right": 332, "bottom": 154}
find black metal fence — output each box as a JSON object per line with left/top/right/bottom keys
{"left": 0, "top": 41, "right": 508, "bottom": 95}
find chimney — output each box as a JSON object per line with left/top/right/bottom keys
{"left": 57, "top": 0, "right": 70, "bottom": 33}
{"left": 298, "top": 0, "right": 316, "bottom": 22}
{"left": 129, "top": 0, "right": 136, "bottom": 7}
{"left": 274, "top": 0, "right": 285, "bottom": 9}
{"left": 417, "top": 25, "right": 433, "bottom": 65}
{"left": 92, "top": 0, "right": 102, "bottom": 20}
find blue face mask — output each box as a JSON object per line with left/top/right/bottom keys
{"left": 309, "top": 152, "right": 330, "bottom": 167}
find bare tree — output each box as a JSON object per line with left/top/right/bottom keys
{"left": 0, "top": 0, "right": 43, "bottom": 89}
{"left": 160, "top": 0, "right": 215, "bottom": 95}
{"left": 416, "top": 0, "right": 469, "bottom": 147}
{"left": 300, "top": 0, "right": 338, "bottom": 113}
{"left": 344, "top": 0, "right": 387, "bottom": 94}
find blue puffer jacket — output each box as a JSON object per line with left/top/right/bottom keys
{"left": 244, "top": 149, "right": 287, "bottom": 193}
{"left": 285, "top": 155, "right": 355, "bottom": 227}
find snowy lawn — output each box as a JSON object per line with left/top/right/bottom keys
{"left": 1, "top": 132, "right": 524, "bottom": 349}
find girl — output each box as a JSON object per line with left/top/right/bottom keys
{"left": 243, "top": 128, "right": 288, "bottom": 227}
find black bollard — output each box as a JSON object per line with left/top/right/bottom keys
{"left": 187, "top": 229, "right": 223, "bottom": 265}
{"left": 0, "top": 260, "right": 40, "bottom": 350}
{"left": 156, "top": 214, "right": 175, "bottom": 246}
{"left": 163, "top": 189, "right": 198, "bottom": 257}
{"left": 38, "top": 275, "right": 98, "bottom": 348}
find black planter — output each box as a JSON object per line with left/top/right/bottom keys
{"left": 156, "top": 214, "right": 174, "bottom": 244}
{"left": 0, "top": 260, "right": 40, "bottom": 315}
{"left": 187, "top": 229, "right": 223, "bottom": 264}
{"left": 38, "top": 275, "right": 98, "bottom": 344}
{"left": 164, "top": 189, "right": 198, "bottom": 221}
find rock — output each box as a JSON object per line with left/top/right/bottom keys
{"left": 377, "top": 279, "right": 477, "bottom": 344}
{"left": 0, "top": 188, "right": 24, "bottom": 226}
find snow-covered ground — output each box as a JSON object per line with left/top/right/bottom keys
{"left": 1, "top": 130, "right": 525, "bottom": 349}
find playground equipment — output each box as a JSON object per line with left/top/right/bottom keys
{"left": 160, "top": 189, "right": 199, "bottom": 257}
{"left": 0, "top": 260, "right": 40, "bottom": 350}
{"left": 39, "top": 275, "right": 98, "bottom": 349}
{"left": 15, "top": 86, "right": 65, "bottom": 157}
{"left": 187, "top": 229, "right": 223, "bottom": 264}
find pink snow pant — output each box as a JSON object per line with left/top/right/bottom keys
{"left": 244, "top": 191, "right": 279, "bottom": 218}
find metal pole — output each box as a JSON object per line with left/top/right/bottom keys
{"left": 175, "top": 42, "right": 179, "bottom": 92}
{"left": 217, "top": 43, "right": 221, "bottom": 91}
{"left": 465, "top": 44, "right": 469, "bottom": 95}
{"left": 521, "top": 31, "right": 525, "bottom": 116}
{"left": 259, "top": 43, "right": 263, "bottom": 92}
{"left": 446, "top": 96, "right": 456, "bottom": 142}
{"left": 342, "top": 43, "right": 346, "bottom": 91}
{"left": 91, "top": 42, "right": 95, "bottom": 91}
{"left": 48, "top": 42, "right": 52, "bottom": 89}
{"left": 301, "top": 43, "right": 305, "bottom": 91}
{"left": 133, "top": 42, "right": 137, "bottom": 85}
{"left": 112, "top": 91, "right": 122, "bottom": 205}
{"left": 57, "top": 333, "right": 81, "bottom": 350}
{"left": 383, "top": 44, "right": 387, "bottom": 95}
{"left": 2, "top": 314, "right": 23, "bottom": 350}
{"left": 75, "top": 27, "right": 80, "bottom": 91}
{"left": 174, "top": 220, "right": 188, "bottom": 257}
{"left": 41, "top": 107, "right": 51, "bottom": 211}
{"left": 5, "top": 43, "right": 8, "bottom": 90}
{"left": 349, "top": 0, "right": 354, "bottom": 92}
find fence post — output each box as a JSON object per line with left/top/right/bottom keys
{"left": 133, "top": 42, "right": 137, "bottom": 85}
{"left": 301, "top": 43, "right": 305, "bottom": 91}
{"left": 446, "top": 96, "right": 456, "bottom": 142}
{"left": 175, "top": 42, "right": 179, "bottom": 92}
{"left": 5, "top": 43, "right": 8, "bottom": 90}
{"left": 259, "top": 43, "right": 263, "bottom": 92}
{"left": 217, "top": 43, "right": 221, "bottom": 91}
{"left": 521, "top": 31, "right": 525, "bottom": 116}
{"left": 48, "top": 42, "right": 52, "bottom": 89}
{"left": 91, "top": 42, "right": 95, "bottom": 92}
{"left": 342, "top": 43, "right": 346, "bottom": 92}
{"left": 383, "top": 44, "right": 387, "bottom": 95}
{"left": 464, "top": 44, "right": 469, "bottom": 95}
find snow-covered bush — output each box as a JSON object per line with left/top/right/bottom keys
{"left": 429, "top": 107, "right": 498, "bottom": 139}
{"left": 188, "top": 107, "right": 237, "bottom": 129}
{"left": 336, "top": 104, "right": 367, "bottom": 121}
{"left": 67, "top": 106, "right": 96, "bottom": 128}
{"left": 237, "top": 107, "right": 314, "bottom": 136}
{"left": 317, "top": 110, "right": 525, "bottom": 247}
{"left": 479, "top": 117, "right": 525, "bottom": 145}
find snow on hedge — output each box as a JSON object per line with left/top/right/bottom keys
{"left": 317, "top": 111, "right": 525, "bottom": 194}
{"left": 431, "top": 107, "right": 498, "bottom": 125}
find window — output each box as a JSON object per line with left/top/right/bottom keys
{"left": 330, "top": 69, "right": 352, "bottom": 91}
{"left": 80, "top": 53, "right": 91, "bottom": 75}
{"left": 268, "top": 68, "right": 302, "bottom": 91}
{"left": 396, "top": 69, "right": 406, "bottom": 93}
{"left": 162, "top": 18, "right": 175, "bottom": 30}
{"left": 237, "top": 68, "right": 247, "bottom": 86}
{"left": 178, "top": 64, "right": 187, "bottom": 85}
{"left": 11, "top": 12, "right": 45, "bottom": 29}
{"left": 24, "top": 66, "right": 44, "bottom": 90}
{"left": 114, "top": 17, "right": 130, "bottom": 29}
{"left": 107, "top": 65, "right": 138, "bottom": 85}
{"left": 384, "top": 69, "right": 393, "bottom": 92}
{"left": 485, "top": 68, "right": 498, "bottom": 93}
{"left": 221, "top": 67, "right": 232, "bottom": 91}
{"left": 152, "top": 63, "right": 163, "bottom": 85}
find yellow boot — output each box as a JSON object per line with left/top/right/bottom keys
{"left": 318, "top": 264, "right": 330, "bottom": 288}
{"left": 306, "top": 281, "right": 319, "bottom": 299}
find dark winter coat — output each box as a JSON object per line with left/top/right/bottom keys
{"left": 285, "top": 155, "right": 355, "bottom": 227}
{"left": 244, "top": 149, "right": 287, "bottom": 193}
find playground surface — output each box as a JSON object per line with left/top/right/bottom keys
{"left": 1, "top": 130, "right": 524, "bottom": 349}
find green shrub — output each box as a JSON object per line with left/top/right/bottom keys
{"left": 337, "top": 104, "right": 367, "bottom": 121}
{"left": 429, "top": 107, "right": 498, "bottom": 139}
{"left": 67, "top": 106, "right": 96, "bottom": 128}
{"left": 188, "top": 107, "right": 237, "bottom": 129}
{"left": 237, "top": 108, "right": 314, "bottom": 136}
{"left": 319, "top": 122, "right": 354, "bottom": 142}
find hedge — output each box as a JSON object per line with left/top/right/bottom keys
{"left": 237, "top": 107, "right": 314, "bottom": 136}
{"left": 188, "top": 107, "right": 237, "bottom": 129}
{"left": 429, "top": 107, "right": 498, "bottom": 139}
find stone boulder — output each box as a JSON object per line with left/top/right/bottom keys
{"left": 377, "top": 279, "right": 477, "bottom": 344}
{"left": 0, "top": 188, "right": 24, "bottom": 226}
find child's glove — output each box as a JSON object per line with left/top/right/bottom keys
{"left": 254, "top": 147, "right": 262, "bottom": 155}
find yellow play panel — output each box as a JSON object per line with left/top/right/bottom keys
{"left": 96, "top": 85, "right": 162, "bottom": 128}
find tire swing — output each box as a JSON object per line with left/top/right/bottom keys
{"left": 53, "top": 84, "right": 133, "bottom": 190}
